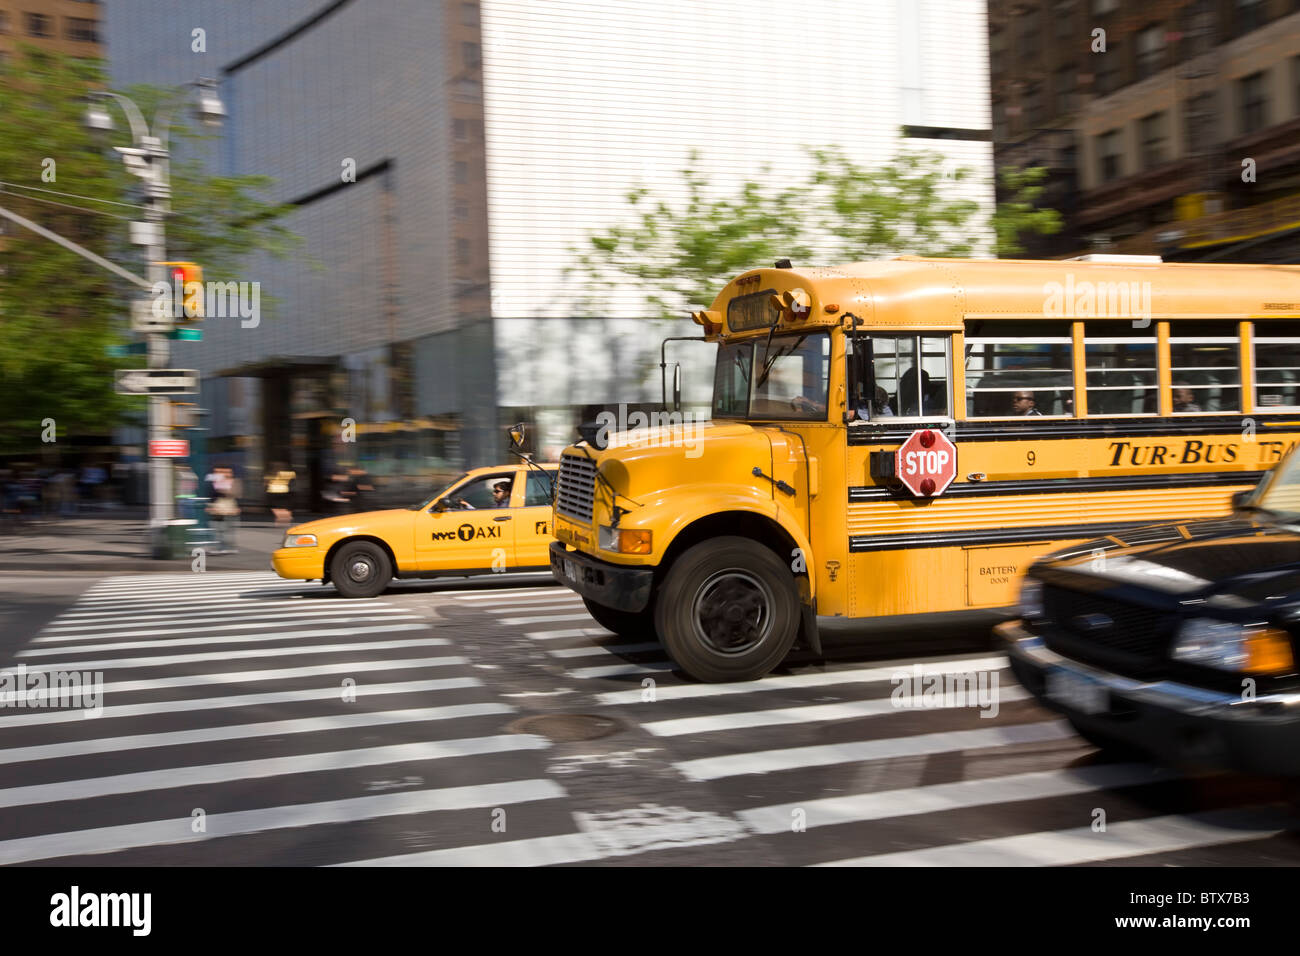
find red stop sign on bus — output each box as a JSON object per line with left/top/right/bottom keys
{"left": 896, "top": 428, "right": 957, "bottom": 497}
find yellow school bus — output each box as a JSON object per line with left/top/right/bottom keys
{"left": 549, "top": 254, "right": 1300, "bottom": 681}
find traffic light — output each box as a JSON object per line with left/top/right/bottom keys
{"left": 160, "top": 261, "right": 204, "bottom": 320}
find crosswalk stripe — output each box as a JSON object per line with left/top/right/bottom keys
{"left": 12, "top": 635, "right": 449, "bottom": 672}
{"left": 0, "top": 677, "right": 484, "bottom": 728}
{"left": 339, "top": 831, "right": 607, "bottom": 867}
{"left": 30, "top": 617, "right": 427, "bottom": 642}
{"left": 525, "top": 628, "right": 612, "bottom": 642}
{"left": 569, "top": 661, "right": 676, "bottom": 679}
{"left": 736, "top": 763, "right": 1178, "bottom": 834}
{"left": 497, "top": 612, "right": 593, "bottom": 626}
{"left": 594, "top": 655, "right": 1009, "bottom": 705}
{"left": 451, "top": 587, "right": 566, "bottom": 602}
{"left": 0, "top": 703, "right": 516, "bottom": 765}
{"left": 816, "top": 808, "right": 1287, "bottom": 866}
{"left": 642, "top": 686, "right": 1031, "bottom": 736}
{"left": 71, "top": 587, "right": 315, "bottom": 606}
{"left": 547, "top": 642, "right": 662, "bottom": 659}
{"left": 0, "top": 735, "right": 551, "bottom": 811}
{"left": 482, "top": 599, "right": 582, "bottom": 613}
{"left": 0, "top": 778, "right": 566, "bottom": 865}
{"left": 25, "top": 620, "right": 426, "bottom": 656}
{"left": 80, "top": 575, "right": 306, "bottom": 592}
{"left": 54, "top": 599, "right": 389, "bottom": 622}
{"left": 674, "top": 720, "right": 1075, "bottom": 781}
{"left": 0, "top": 657, "right": 477, "bottom": 715}
{"left": 43, "top": 604, "right": 408, "bottom": 632}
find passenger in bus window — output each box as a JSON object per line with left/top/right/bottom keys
{"left": 1012, "top": 391, "right": 1042, "bottom": 415}
{"left": 847, "top": 386, "right": 893, "bottom": 421}
{"left": 898, "top": 368, "right": 930, "bottom": 415}
{"left": 1173, "top": 386, "right": 1202, "bottom": 412}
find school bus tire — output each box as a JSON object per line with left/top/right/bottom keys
{"left": 582, "top": 598, "right": 658, "bottom": 641}
{"left": 330, "top": 540, "right": 393, "bottom": 598}
{"left": 655, "top": 536, "right": 799, "bottom": 682}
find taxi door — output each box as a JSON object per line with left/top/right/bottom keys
{"left": 513, "top": 467, "right": 557, "bottom": 570}
{"left": 415, "top": 470, "right": 518, "bottom": 572}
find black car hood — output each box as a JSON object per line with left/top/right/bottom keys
{"left": 1036, "top": 516, "right": 1300, "bottom": 614}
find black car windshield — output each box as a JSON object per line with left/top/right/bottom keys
{"left": 1256, "top": 451, "right": 1300, "bottom": 520}
{"left": 407, "top": 473, "right": 467, "bottom": 511}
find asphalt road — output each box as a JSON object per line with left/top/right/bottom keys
{"left": 0, "top": 569, "right": 1296, "bottom": 866}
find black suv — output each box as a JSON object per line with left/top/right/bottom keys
{"left": 1002, "top": 448, "right": 1300, "bottom": 774}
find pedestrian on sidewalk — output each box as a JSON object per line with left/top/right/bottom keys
{"left": 207, "top": 465, "right": 242, "bottom": 554}
{"left": 264, "top": 463, "right": 296, "bottom": 526}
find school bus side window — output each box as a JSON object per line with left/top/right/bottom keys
{"left": 1169, "top": 321, "right": 1240, "bottom": 413}
{"left": 869, "top": 334, "right": 950, "bottom": 417}
{"left": 1085, "top": 321, "right": 1157, "bottom": 415}
{"left": 1253, "top": 320, "right": 1300, "bottom": 410}
{"left": 965, "top": 321, "right": 1074, "bottom": 417}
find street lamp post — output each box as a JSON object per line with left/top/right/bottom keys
{"left": 87, "top": 79, "right": 225, "bottom": 557}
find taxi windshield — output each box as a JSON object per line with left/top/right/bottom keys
{"left": 408, "top": 473, "right": 467, "bottom": 511}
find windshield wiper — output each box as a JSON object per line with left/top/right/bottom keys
{"left": 756, "top": 333, "right": 807, "bottom": 390}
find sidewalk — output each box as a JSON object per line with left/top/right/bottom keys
{"left": 0, "top": 512, "right": 304, "bottom": 574}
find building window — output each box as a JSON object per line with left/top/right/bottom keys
{"left": 65, "top": 17, "right": 99, "bottom": 43}
{"left": 1085, "top": 322, "right": 1157, "bottom": 415}
{"left": 26, "top": 12, "right": 53, "bottom": 37}
{"left": 1255, "top": 321, "right": 1300, "bottom": 410}
{"left": 1135, "top": 24, "right": 1164, "bottom": 80}
{"left": 1238, "top": 71, "right": 1269, "bottom": 135}
{"left": 1139, "top": 111, "right": 1167, "bottom": 168}
{"left": 964, "top": 321, "right": 1075, "bottom": 417}
{"left": 1054, "top": 65, "right": 1076, "bottom": 114}
{"left": 454, "top": 160, "right": 468, "bottom": 185}
{"left": 1293, "top": 55, "right": 1300, "bottom": 118}
{"left": 1092, "top": 0, "right": 1118, "bottom": 13}
{"left": 1234, "top": 0, "right": 1266, "bottom": 37}
{"left": 1169, "top": 322, "right": 1240, "bottom": 412}
{"left": 1183, "top": 91, "right": 1215, "bottom": 152}
{"left": 460, "top": 2, "right": 479, "bottom": 27}
{"left": 462, "top": 41, "right": 480, "bottom": 69}
{"left": 453, "top": 118, "right": 467, "bottom": 141}
{"left": 453, "top": 200, "right": 469, "bottom": 221}
{"left": 1023, "top": 84, "right": 1043, "bottom": 127}
{"left": 1054, "top": 0, "right": 1075, "bottom": 40}
{"left": 1094, "top": 48, "right": 1119, "bottom": 95}
{"left": 0, "top": 11, "right": 9, "bottom": 33}
{"left": 1097, "top": 128, "right": 1123, "bottom": 181}
{"left": 456, "top": 238, "right": 471, "bottom": 266}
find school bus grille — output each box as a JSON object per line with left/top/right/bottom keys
{"left": 556, "top": 454, "right": 597, "bottom": 522}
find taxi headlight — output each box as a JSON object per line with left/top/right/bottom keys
{"left": 598, "top": 525, "right": 652, "bottom": 554}
{"left": 1019, "top": 576, "right": 1045, "bottom": 620}
{"left": 1171, "top": 619, "right": 1294, "bottom": 674}
{"left": 283, "top": 533, "right": 318, "bottom": 548}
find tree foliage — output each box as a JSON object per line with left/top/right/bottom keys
{"left": 572, "top": 145, "right": 1062, "bottom": 318}
{"left": 0, "top": 47, "right": 296, "bottom": 455}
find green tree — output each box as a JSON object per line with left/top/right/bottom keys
{"left": 0, "top": 47, "right": 296, "bottom": 455}
{"left": 991, "top": 165, "right": 1063, "bottom": 257}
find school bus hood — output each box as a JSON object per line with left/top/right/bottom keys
{"left": 589, "top": 419, "right": 782, "bottom": 501}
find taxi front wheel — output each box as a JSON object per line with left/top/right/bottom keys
{"left": 330, "top": 541, "right": 392, "bottom": 598}
{"left": 655, "top": 536, "right": 799, "bottom": 682}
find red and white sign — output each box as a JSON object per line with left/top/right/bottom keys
{"left": 896, "top": 429, "right": 957, "bottom": 497}
{"left": 149, "top": 439, "right": 190, "bottom": 458}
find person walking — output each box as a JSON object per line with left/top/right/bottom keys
{"left": 207, "top": 465, "right": 242, "bottom": 554}
{"left": 264, "top": 463, "right": 296, "bottom": 526}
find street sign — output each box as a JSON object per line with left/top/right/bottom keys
{"left": 170, "top": 328, "right": 202, "bottom": 341}
{"left": 114, "top": 368, "right": 199, "bottom": 395}
{"left": 896, "top": 428, "right": 957, "bottom": 497}
{"left": 149, "top": 439, "right": 190, "bottom": 457}
{"left": 131, "top": 298, "right": 172, "bottom": 334}
{"left": 106, "top": 342, "right": 148, "bottom": 357}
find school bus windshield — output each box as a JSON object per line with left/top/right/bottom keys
{"left": 712, "top": 331, "right": 830, "bottom": 421}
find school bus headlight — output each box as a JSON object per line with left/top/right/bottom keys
{"left": 282, "top": 533, "right": 318, "bottom": 548}
{"left": 598, "top": 526, "right": 652, "bottom": 554}
{"left": 1172, "top": 620, "right": 1295, "bottom": 674}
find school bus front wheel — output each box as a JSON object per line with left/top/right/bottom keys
{"left": 654, "top": 536, "right": 801, "bottom": 682}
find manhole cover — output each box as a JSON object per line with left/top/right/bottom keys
{"left": 507, "top": 713, "right": 622, "bottom": 742}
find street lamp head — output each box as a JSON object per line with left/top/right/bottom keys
{"left": 85, "top": 99, "right": 114, "bottom": 132}
{"left": 194, "top": 78, "right": 226, "bottom": 128}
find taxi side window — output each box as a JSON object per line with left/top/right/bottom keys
{"left": 525, "top": 471, "right": 554, "bottom": 507}
{"left": 443, "top": 474, "right": 515, "bottom": 510}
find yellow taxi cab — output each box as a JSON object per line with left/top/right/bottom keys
{"left": 271, "top": 463, "right": 557, "bottom": 597}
